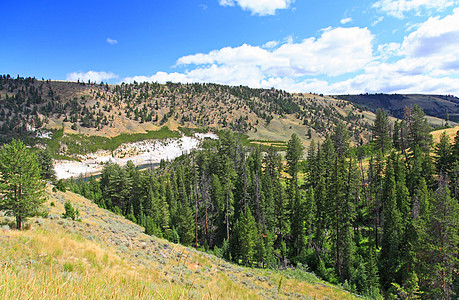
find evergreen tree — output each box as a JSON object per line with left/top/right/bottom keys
{"left": 233, "top": 208, "right": 258, "bottom": 266}
{"left": 434, "top": 131, "right": 453, "bottom": 174}
{"left": 332, "top": 122, "right": 350, "bottom": 158}
{"left": 285, "top": 133, "right": 304, "bottom": 183}
{"left": 175, "top": 166, "right": 195, "bottom": 245}
{"left": 452, "top": 130, "right": 459, "bottom": 162}
{"left": 424, "top": 178, "right": 459, "bottom": 299}
{"left": 372, "top": 108, "right": 392, "bottom": 154}
{"left": 36, "top": 148, "right": 56, "bottom": 181}
{"left": 379, "top": 158, "right": 403, "bottom": 292}
{"left": 405, "top": 105, "right": 432, "bottom": 153}
{"left": 0, "top": 139, "right": 46, "bottom": 229}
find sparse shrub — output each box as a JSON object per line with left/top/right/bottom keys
{"left": 63, "top": 262, "right": 74, "bottom": 272}
{"left": 62, "top": 200, "right": 79, "bottom": 220}
{"left": 56, "top": 179, "right": 67, "bottom": 192}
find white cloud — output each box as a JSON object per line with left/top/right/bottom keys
{"left": 340, "top": 17, "right": 352, "bottom": 24}
{"left": 263, "top": 40, "right": 279, "bottom": 48}
{"left": 177, "top": 27, "right": 374, "bottom": 77}
{"left": 219, "top": 0, "right": 294, "bottom": 16}
{"left": 106, "top": 38, "right": 118, "bottom": 45}
{"left": 122, "top": 9, "right": 459, "bottom": 96}
{"left": 372, "top": 0, "right": 457, "bottom": 18}
{"left": 377, "top": 42, "right": 402, "bottom": 60}
{"left": 66, "top": 71, "right": 118, "bottom": 83}
{"left": 401, "top": 8, "right": 459, "bottom": 72}
{"left": 219, "top": 0, "right": 235, "bottom": 6}
{"left": 284, "top": 35, "right": 294, "bottom": 44}
{"left": 372, "top": 16, "right": 384, "bottom": 26}
{"left": 123, "top": 65, "right": 266, "bottom": 88}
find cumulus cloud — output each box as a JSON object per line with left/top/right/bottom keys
{"left": 106, "top": 38, "right": 118, "bottom": 45}
{"left": 66, "top": 71, "right": 118, "bottom": 83}
{"left": 377, "top": 42, "right": 402, "bottom": 60}
{"left": 340, "top": 17, "right": 352, "bottom": 24}
{"left": 177, "top": 27, "right": 374, "bottom": 77}
{"left": 122, "top": 9, "right": 459, "bottom": 96}
{"left": 219, "top": 0, "right": 235, "bottom": 6}
{"left": 122, "top": 27, "right": 373, "bottom": 91}
{"left": 372, "top": 0, "right": 457, "bottom": 18}
{"left": 263, "top": 40, "right": 279, "bottom": 48}
{"left": 219, "top": 0, "right": 294, "bottom": 16}
{"left": 401, "top": 8, "right": 459, "bottom": 72}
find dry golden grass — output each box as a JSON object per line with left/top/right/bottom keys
{"left": 431, "top": 125, "right": 459, "bottom": 143}
{"left": 0, "top": 187, "right": 360, "bottom": 299}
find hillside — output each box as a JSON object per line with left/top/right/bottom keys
{"left": 0, "top": 75, "right": 374, "bottom": 150}
{"left": 337, "top": 93, "right": 459, "bottom": 123}
{"left": 0, "top": 187, "right": 359, "bottom": 299}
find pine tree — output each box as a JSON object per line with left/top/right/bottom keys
{"left": 372, "top": 108, "right": 392, "bottom": 154}
{"left": 424, "top": 178, "right": 459, "bottom": 299}
{"left": 175, "top": 166, "right": 195, "bottom": 246}
{"left": 379, "top": 158, "right": 403, "bottom": 292}
{"left": 332, "top": 122, "right": 350, "bottom": 159}
{"left": 35, "top": 148, "right": 56, "bottom": 181}
{"left": 434, "top": 131, "right": 453, "bottom": 174}
{"left": 451, "top": 130, "right": 459, "bottom": 161}
{"left": 405, "top": 104, "right": 432, "bottom": 153}
{"left": 286, "top": 133, "right": 304, "bottom": 183}
{"left": 0, "top": 139, "right": 46, "bottom": 230}
{"left": 234, "top": 208, "right": 258, "bottom": 266}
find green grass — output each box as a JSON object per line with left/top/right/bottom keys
{"left": 238, "top": 134, "right": 287, "bottom": 151}
{"left": 178, "top": 126, "right": 211, "bottom": 136}
{"left": 214, "top": 130, "right": 287, "bottom": 151}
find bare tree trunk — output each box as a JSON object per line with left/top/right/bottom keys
{"left": 16, "top": 215, "right": 22, "bottom": 230}
{"left": 226, "top": 191, "right": 229, "bottom": 241}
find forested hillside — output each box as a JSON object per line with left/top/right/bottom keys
{"left": 0, "top": 75, "right": 371, "bottom": 147}
{"left": 67, "top": 105, "right": 459, "bottom": 299}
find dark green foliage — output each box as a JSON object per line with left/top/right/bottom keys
{"left": 286, "top": 133, "right": 304, "bottom": 180}
{"left": 404, "top": 104, "right": 432, "bottom": 153}
{"left": 36, "top": 148, "right": 56, "bottom": 181}
{"left": 372, "top": 108, "right": 392, "bottom": 154}
{"left": 331, "top": 122, "right": 350, "bottom": 158}
{"left": 423, "top": 179, "right": 459, "bottom": 299}
{"left": 434, "top": 131, "right": 453, "bottom": 174}
{"left": 65, "top": 105, "right": 458, "bottom": 300}
{"left": 0, "top": 139, "right": 46, "bottom": 229}
{"left": 56, "top": 179, "right": 67, "bottom": 192}
{"left": 62, "top": 200, "right": 80, "bottom": 220}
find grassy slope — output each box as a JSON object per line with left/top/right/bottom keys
{"left": 431, "top": 124, "right": 459, "bottom": 143}
{"left": 0, "top": 188, "right": 359, "bottom": 299}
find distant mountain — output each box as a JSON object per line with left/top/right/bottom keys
{"left": 337, "top": 93, "right": 459, "bottom": 121}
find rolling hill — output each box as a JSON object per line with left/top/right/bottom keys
{"left": 0, "top": 75, "right": 374, "bottom": 152}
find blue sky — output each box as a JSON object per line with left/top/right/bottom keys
{"left": 2, "top": 0, "right": 459, "bottom": 95}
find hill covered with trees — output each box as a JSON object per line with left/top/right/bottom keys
{"left": 0, "top": 75, "right": 372, "bottom": 149}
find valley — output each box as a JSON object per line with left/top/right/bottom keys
{"left": 1, "top": 75, "right": 458, "bottom": 299}
{"left": 54, "top": 133, "right": 218, "bottom": 179}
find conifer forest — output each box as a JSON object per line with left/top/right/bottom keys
{"left": 67, "top": 106, "right": 459, "bottom": 299}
